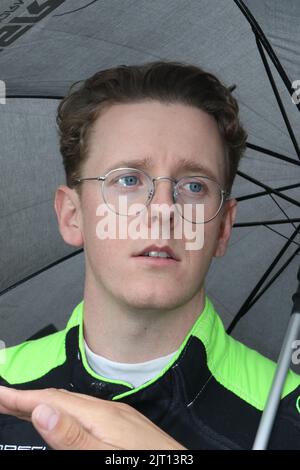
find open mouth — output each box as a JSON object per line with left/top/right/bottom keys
{"left": 133, "top": 245, "right": 180, "bottom": 264}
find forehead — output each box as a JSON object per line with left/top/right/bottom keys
{"left": 86, "top": 101, "right": 226, "bottom": 183}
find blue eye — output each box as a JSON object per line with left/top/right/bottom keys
{"left": 184, "top": 182, "right": 204, "bottom": 193}
{"left": 118, "top": 175, "right": 139, "bottom": 187}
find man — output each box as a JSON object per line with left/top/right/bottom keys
{"left": 0, "top": 61, "right": 299, "bottom": 450}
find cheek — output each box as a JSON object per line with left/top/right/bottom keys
{"left": 85, "top": 236, "right": 126, "bottom": 285}
{"left": 80, "top": 190, "right": 100, "bottom": 243}
{"left": 81, "top": 200, "right": 129, "bottom": 268}
{"left": 184, "top": 221, "right": 220, "bottom": 269}
{"left": 205, "top": 223, "right": 220, "bottom": 253}
{"left": 182, "top": 218, "right": 219, "bottom": 256}
{"left": 206, "top": 219, "right": 226, "bottom": 259}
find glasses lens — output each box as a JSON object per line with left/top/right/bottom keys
{"left": 103, "top": 169, "right": 151, "bottom": 215}
{"left": 175, "top": 177, "right": 223, "bottom": 223}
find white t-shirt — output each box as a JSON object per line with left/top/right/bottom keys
{"left": 84, "top": 340, "right": 178, "bottom": 388}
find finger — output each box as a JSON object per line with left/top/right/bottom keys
{"left": 0, "top": 406, "right": 31, "bottom": 422}
{"left": 57, "top": 388, "right": 101, "bottom": 402}
{"left": 0, "top": 386, "right": 120, "bottom": 430}
{"left": 0, "top": 386, "right": 96, "bottom": 418}
{"left": 0, "top": 386, "right": 34, "bottom": 419}
{"left": 0, "top": 386, "right": 125, "bottom": 442}
{"left": 31, "top": 404, "right": 120, "bottom": 450}
{"left": 0, "top": 386, "right": 107, "bottom": 412}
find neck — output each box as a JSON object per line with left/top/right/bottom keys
{"left": 82, "top": 271, "right": 205, "bottom": 364}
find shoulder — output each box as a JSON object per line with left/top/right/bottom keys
{"left": 0, "top": 329, "right": 67, "bottom": 385}
{"left": 0, "top": 302, "right": 84, "bottom": 386}
{"left": 216, "top": 332, "right": 300, "bottom": 411}
{"left": 192, "top": 298, "right": 300, "bottom": 411}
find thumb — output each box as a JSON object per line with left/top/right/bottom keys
{"left": 31, "top": 404, "right": 116, "bottom": 450}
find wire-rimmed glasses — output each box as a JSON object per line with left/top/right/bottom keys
{"left": 73, "top": 167, "right": 229, "bottom": 223}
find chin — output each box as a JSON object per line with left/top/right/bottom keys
{"left": 120, "top": 286, "right": 187, "bottom": 311}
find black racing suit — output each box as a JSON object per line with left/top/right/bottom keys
{"left": 0, "top": 297, "right": 300, "bottom": 449}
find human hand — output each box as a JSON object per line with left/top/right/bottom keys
{"left": 0, "top": 386, "right": 186, "bottom": 450}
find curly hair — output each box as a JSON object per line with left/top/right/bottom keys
{"left": 56, "top": 61, "right": 247, "bottom": 194}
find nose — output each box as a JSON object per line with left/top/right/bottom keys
{"left": 145, "top": 177, "right": 176, "bottom": 232}
{"left": 151, "top": 177, "right": 175, "bottom": 206}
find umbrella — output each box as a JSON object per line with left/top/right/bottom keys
{"left": 0, "top": 0, "right": 299, "bottom": 381}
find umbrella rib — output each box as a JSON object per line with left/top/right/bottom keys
{"left": 237, "top": 171, "right": 300, "bottom": 208}
{"left": 0, "top": 249, "right": 83, "bottom": 298}
{"left": 246, "top": 143, "right": 300, "bottom": 167}
{"left": 244, "top": 246, "right": 300, "bottom": 313}
{"left": 263, "top": 225, "right": 300, "bottom": 248}
{"left": 234, "top": 219, "right": 300, "bottom": 228}
{"left": 226, "top": 223, "right": 300, "bottom": 334}
{"left": 233, "top": 0, "right": 300, "bottom": 111}
{"left": 255, "top": 37, "right": 300, "bottom": 160}
{"left": 233, "top": 0, "right": 300, "bottom": 212}
{"left": 237, "top": 183, "right": 300, "bottom": 202}
{"left": 6, "top": 95, "right": 63, "bottom": 100}
{"left": 268, "top": 193, "right": 298, "bottom": 232}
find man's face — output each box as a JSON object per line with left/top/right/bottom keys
{"left": 57, "top": 101, "right": 236, "bottom": 311}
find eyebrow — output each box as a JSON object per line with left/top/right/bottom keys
{"left": 104, "top": 156, "right": 219, "bottom": 181}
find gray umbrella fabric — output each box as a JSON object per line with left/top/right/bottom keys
{"left": 0, "top": 1, "right": 299, "bottom": 378}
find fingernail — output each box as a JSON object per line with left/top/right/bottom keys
{"left": 34, "top": 404, "right": 59, "bottom": 431}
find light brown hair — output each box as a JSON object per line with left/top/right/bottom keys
{"left": 57, "top": 61, "right": 247, "bottom": 194}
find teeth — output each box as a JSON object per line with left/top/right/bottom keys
{"left": 144, "top": 251, "right": 171, "bottom": 258}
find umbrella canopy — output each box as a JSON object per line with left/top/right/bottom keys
{"left": 0, "top": 0, "right": 299, "bottom": 373}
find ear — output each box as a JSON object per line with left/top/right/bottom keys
{"left": 213, "top": 198, "right": 237, "bottom": 258}
{"left": 54, "top": 185, "right": 84, "bottom": 247}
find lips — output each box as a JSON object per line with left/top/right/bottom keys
{"left": 134, "top": 244, "right": 180, "bottom": 261}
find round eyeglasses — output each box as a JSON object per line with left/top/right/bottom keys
{"left": 73, "top": 167, "right": 229, "bottom": 224}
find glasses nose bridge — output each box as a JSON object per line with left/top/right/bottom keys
{"left": 150, "top": 175, "right": 177, "bottom": 202}
{"left": 152, "top": 175, "right": 176, "bottom": 185}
